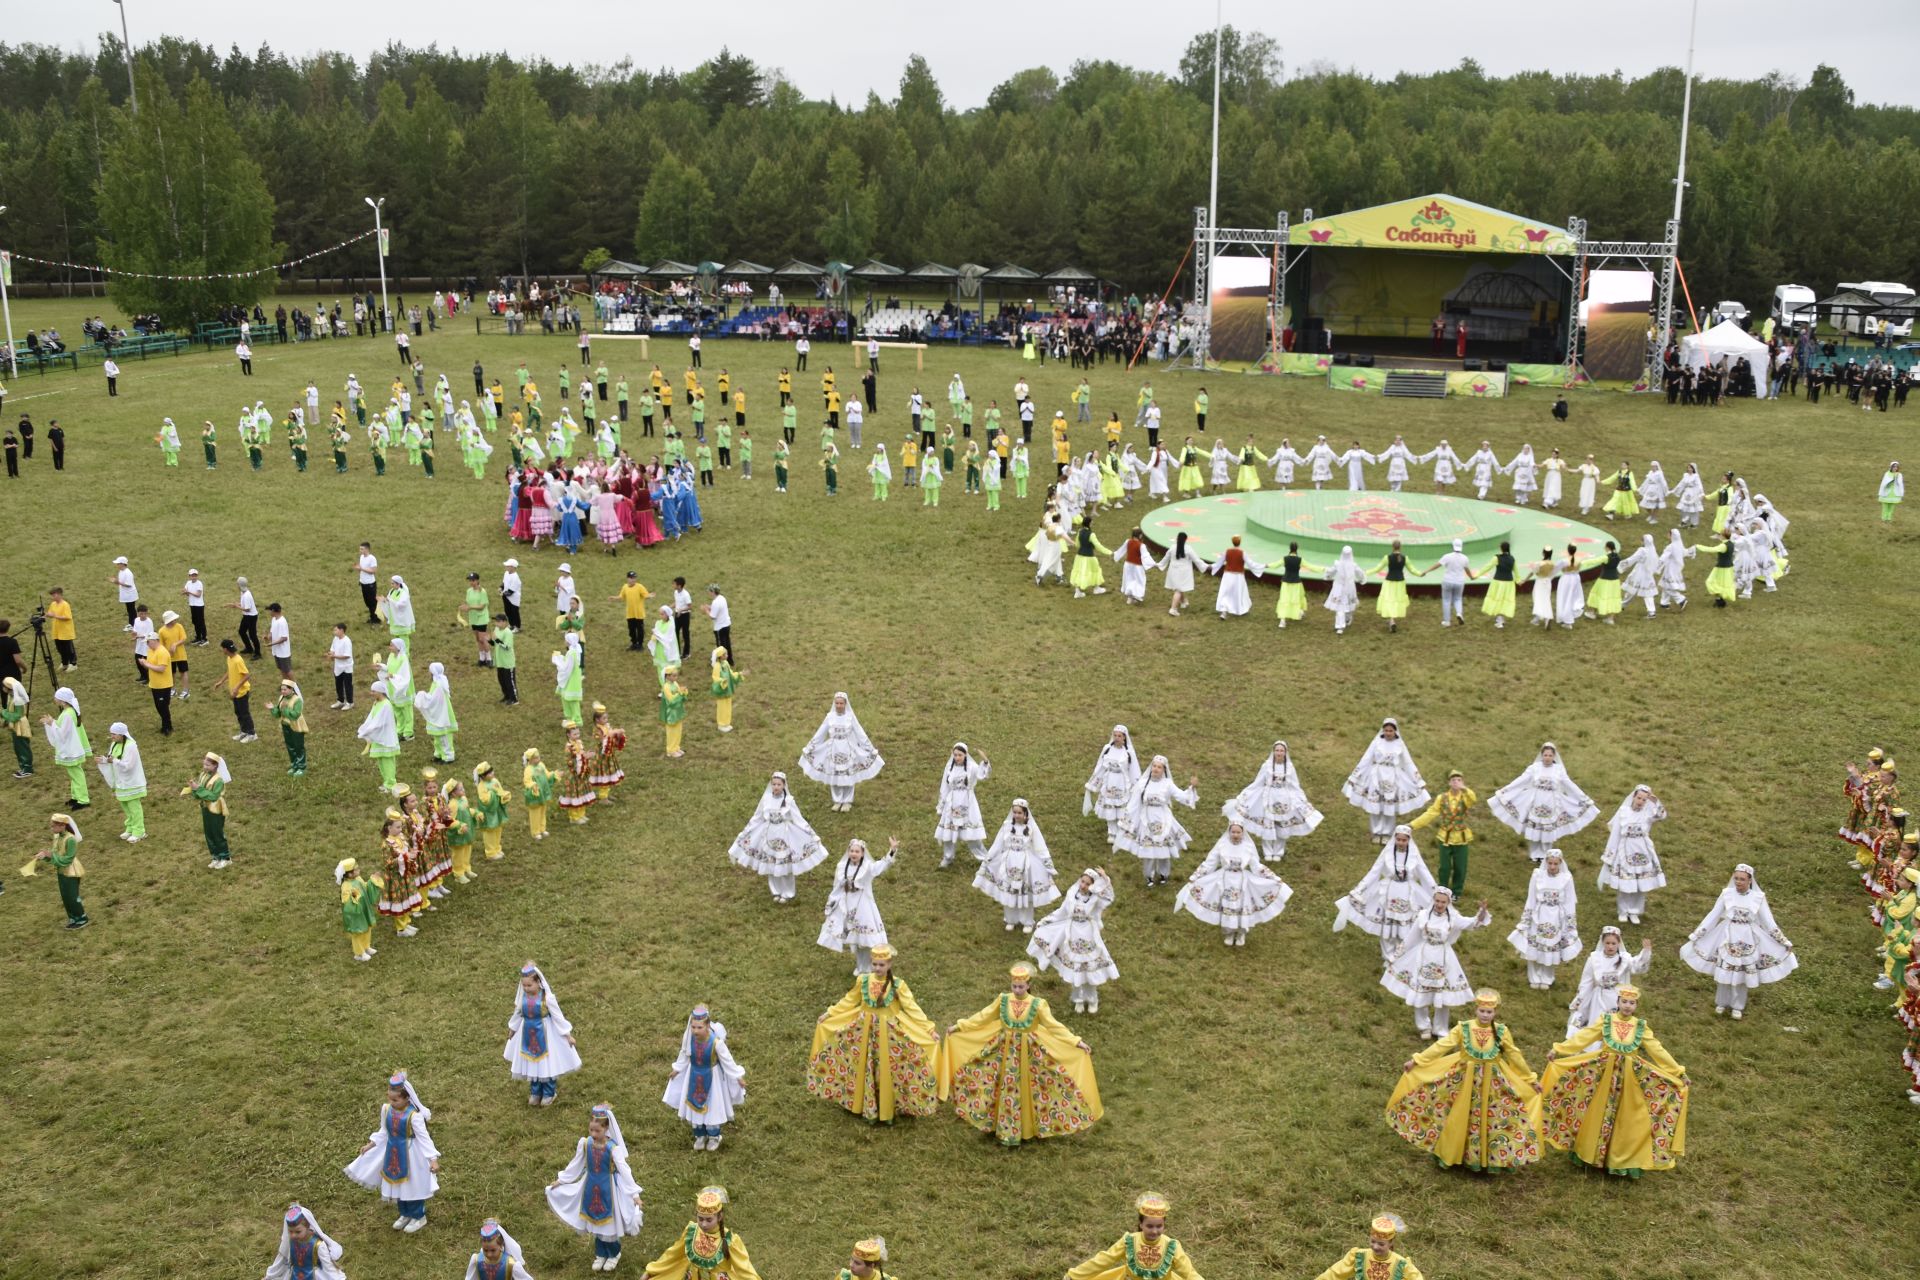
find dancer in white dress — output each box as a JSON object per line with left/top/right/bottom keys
{"left": 1334, "top": 823, "right": 1437, "bottom": 961}
{"left": 1503, "top": 444, "right": 1538, "bottom": 504}
{"left": 1208, "top": 438, "right": 1233, "bottom": 490}
{"left": 1671, "top": 462, "right": 1705, "bottom": 527}
{"left": 1381, "top": 887, "right": 1492, "bottom": 1036}
{"left": 1552, "top": 547, "right": 1587, "bottom": 629}
{"left": 464, "top": 1219, "right": 534, "bottom": 1280}
{"left": 1466, "top": 440, "right": 1499, "bottom": 498}
{"left": 972, "top": 799, "right": 1060, "bottom": 932}
{"left": 799, "top": 691, "right": 883, "bottom": 811}
{"left": 1598, "top": 786, "right": 1667, "bottom": 923}
{"left": 1304, "top": 435, "right": 1338, "bottom": 488}
{"left": 1490, "top": 742, "right": 1599, "bottom": 860}
{"left": 662, "top": 1006, "right": 748, "bottom": 1151}
{"left": 1680, "top": 862, "right": 1797, "bottom": 1019}
{"left": 1638, "top": 461, "right": 1670, "bottom": 520}
{"left": 1223, "top": 739, "right": 1323, "bottom": 861}
{"left": 933, "top": 742, "right": 991, "bottom": 867}
{"left": 265, "top": 1203, "right": 346, "bottom": 1280}
{"left": 1028, "top": 867, "right": 1118, "bottom": 1013}
{"left": 546, "top": 1102, "right": 644, "bottom": 1268}
{"left": 1206, "top": 535, "right": 1263, "bottom": 617}
{"left": 1338, "top": 440, "right": 1375, "bottom": 490}
{"left": 1575, "top": 455, "right": 1601, "bottom": 514}
{"left": 1175, "top": 821, "right": 1293, "bottom": 946}
{"left": 1083, "top": 725, "right": 1142, "bottom": 844}
{"left": 1378, "top": 436, "right": 1418, "bottom": 491}
{"left": 1565, "top": 925, "right": 1653, "bottom": 1037}
{"left": 342, "top": 1071, "right": 440, "bottom": 1232}
{"left": 1155, "top": 531, "right": 1198, "bottom": 616}
{"left": 1540, "top": 448, "right": 1566, "bottom": 508}
{"left": 1655, "top": 530, "right": 1691, "bottom": 609}
{"left": 1342, "top": 716, "right": 1431, "bottom": 842}
{"left": 1619, "top": 534, "right": 1659, "bottom": 618}
{"left": 729, "top": 771, "right": 828, "bottom": 902}
{"left": 1029, "top": 508, "right": 1069, "bottom": 584}
{"left": 505, "top": 961, "right": 583, "bottom": 1105}
{"left": 1141, "top": 444, "right": 1171, "bottom": 500}
{"left": 1114, "top": 755, "right": 1199, "bottom": 886}
{"left": 1269, "top": 437, "right": 1306, "bottom": 485}
{"left": 1323, "top": 545, "right": 1363, "bottom": 634}
{"left": 1527, "top": 548, "right": 1557, "bottom": 626}
{"left": 1421, "top": 438, "right": 1463, "bottom": 491}
{"left": 818, "top": 836, "right": 900, "bottom": 973}
{"left": 1507, "top": 848, "right": 1583, "bottom": 989}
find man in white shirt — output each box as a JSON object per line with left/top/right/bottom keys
{"left": 112, "top": 556, "right": 139, "bottom": 629}
{"left": 1424, "top": 538, "right": 1477, "bottom": 628}
{"left": 866, "top": 335, "right": 881, "bottom": 373}
{"left": 306, "top": 382, "right": 321, "bottom": 423}
{"left": 267, "top": 603, "right": 293, "bottom": 676}
{"left": 671, "top": 576, "right": 693, "bottom": 658}
{"left": 1018, "top": 398, "right": 1036, "bottom": 444}
{"left": 1144, "top": 402, "right": 1163, "bottom": 450}
{"left": 355, "top": 542, "right": 380, "bottom": 625}
{"left": 794, "top": 334, "right": 809, "bottom": 371}
{"left": 235, "top": 341, "right": 252, "bottom": 375}
{"left": 130, "top": 604, "right": 157, "bottom": 683}
{"left": 706, "top": 584, "right": 733, "bottom": 664}
{"left": 846, "top": 399, "right": 864, "bottom": 450}
{"left": 329, "top": 622, "right": 355, "bottom": 709}
{"left": 689, "top": 333, "right": 703, "bottom": 369}
{"left": 500, "top": 558, "right": 523, "bottom": 631}
{"left": 555, "top": 563, "right": 576, "bottom": 617}
{"left": 103, "top": 357, "right": 120, "bottom": 397}
{"left": 183, "top": 568, "right": 208, "bottom": 644}
{"left": 232, "top": 577, "right": 262, "bottom": 657}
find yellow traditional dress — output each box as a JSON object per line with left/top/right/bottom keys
{"left": 937, "top": 990, "right": 1102, "bottom": 1145}
{"left": 1385, "top": 1020, "right": 1542, "bottom": 1171}
{"left": 1311, "top": 1246, "right": 1425, "bottom": 1280}
{"left": 1064, "top": 1232, "right": 1204, "bottom": 1280}
{"left": 806, "top": 973, "right": 940, "bottom": 1122}
{"left": 640, "top": 1220, "right": 759, "bottom": 1280}
{"left": 1538, "top": 1010, "right": 1688, "bottom": 1176}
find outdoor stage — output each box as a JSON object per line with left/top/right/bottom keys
{"left": 1137, "top": 490, "right": 1617, "bottom": 579}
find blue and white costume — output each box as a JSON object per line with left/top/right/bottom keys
{"left": 505, "top": 962, "right": 583, "bottom": 1103}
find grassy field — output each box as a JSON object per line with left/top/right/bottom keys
{"left": 0, "top": 292, "right": 1913, "bottom": 1280}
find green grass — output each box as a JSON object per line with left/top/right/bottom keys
{"left": 0, "top": 292, "right": 1914, "bottom": 1280}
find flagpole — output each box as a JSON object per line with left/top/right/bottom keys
{"left": 1205, "top": 1, "right": 1223, "bottom": 365}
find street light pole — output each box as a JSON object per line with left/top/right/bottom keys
{"left": 365, "top": 196, "right": 389, "bottom": 336}
{"left": 110, "top": 0, "right": 138, "bottom": 114}
{"left": 0, "top": 206, "right": 15, "bottom": 380}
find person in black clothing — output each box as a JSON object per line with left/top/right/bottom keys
{"left": 17, "top": 414, "right": 33, "bottom": 458}
{"left": 0, "top": 619, "right": 23, "bottom": 685}
{"left": 3, "top": 429, "right": 17, "bottom": 477}
{"left": 473, "top": 360, "right": 486, "bottom": 396}
{"left": 46, "top": 421, "right": 65, "bottom": 470}
{"left": 861, "top": 368, "right": 877, "bottom": 412}
{"left": 1486, "top": 541, "right": 1518, "bottom": 630}
{"left": 1551, "top": 395, "right": 1568, "bottom": 422}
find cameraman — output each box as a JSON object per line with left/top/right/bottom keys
{"left": 0, "top": 619, "right": 21, "bottom": 684}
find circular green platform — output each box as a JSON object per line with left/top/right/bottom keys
{"left": 1137, "top": 489, "right": 1620, "bottom": 578}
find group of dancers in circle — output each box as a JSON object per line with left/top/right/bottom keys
{"left": 1846, "top": 750, "right": 1920, "bottom": 1105}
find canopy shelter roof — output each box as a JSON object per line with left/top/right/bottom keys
{"left": 721, "top": 259, "right": 772, "bottom": 276}
{"left": 905, "top": 261, "right": 959, "bottom": 278}
{"left": 982, "top": 263, "right": 1039, "bottom": 280}
{"left": 1816, "top": 288, "right": 1920, "bottom": 318}
{"left": 646, "top": 259, "right": 698, "bottom": 276}
{"left": 1288, "top": 193, "right": 1577, "bottom": 256}
{"left": 591, "top": 259, "right": 648, "bottom": 277}
{"left": 850, "top": 258, "right": 903, "bottom": 277}
{"left": 1043, "top": 265, "right": 1097, "bottom": 280}
{"left": 773, "top": 258, "right": 825, "bottom": 276}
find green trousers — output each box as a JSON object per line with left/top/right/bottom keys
{"left": 58, "top": 873, "right": 87, "bottom": 924}
{"left": 249, "top": 447, "right": 263, "bottom": 470}
{"left": 374, "top": 754, "right": 398, "bottom": 789}
{"left": 561, "top": 696, "right": 583, "bottom": 725}
{"left": 282, "top": 726, "right": 307, "bottom": 772}
{"left": 393, "top": 702, "right": 414, "bottom": 738}
{"left": 1883, "top": 501, "right": 1899, "bottom": 522}
{"left": 10, "top": 733, "right": 31, "bottom": 774}
{"left": 986, "top": 488, "right": 1001, "bottom": 510}
{"left": 163, "top": 448, "right": 180, "bottom": 467}
{"left": 118, "top": 797, "right": 146, "bottom": 839}
{"left": 293, "top": 447, "right": 308, "bottom": 471}
{"left": 1015, "top": 475, "right": 1028, "bottom": 498}
{"left": 202, "top": 809, "right": 230, "bottom": 861}
{"left": 62, "top": 762, "right": 90, "bottom": 804}
{"left": 204, "top": 443, "right": 217, "bottom": 468}
{"left": 335, "top": 450, "right": 348, "bottom": 473}
{"left": 429, "top": 731, "right": 455, "bottom": 762}
{"left": 1436, "top": 841, "right": 1469, "bottom": 897}
{"left": 373, "top": 453, "right": 386, "bottom": 475}
{"left": 872, "top": 479, "right": 888, "bottom": 501}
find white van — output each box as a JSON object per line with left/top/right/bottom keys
{"left": 1770, "top": 284, "right": 1815, "bottom": 328}
{"left": 1836, "top": 281, "right": 1916, "bottom": 338}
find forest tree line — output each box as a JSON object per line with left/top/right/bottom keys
{"left": 0, "top": 29, "right": 1916, "bottom": 321}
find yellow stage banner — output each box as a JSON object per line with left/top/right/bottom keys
{"left": 1290, "top": 194, "right": 1575, "bottom": 256}
{"left": 1446, "top": 370, "right": 1507, "bottom": 398}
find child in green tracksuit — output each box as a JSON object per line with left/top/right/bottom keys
{"left": 982, "top": 450, "right": 1002, "bottom": 511}
{"left": 1409, "top": 771, "right": 1477, "bottom": 897}
{"left": 36, "top": 813, "right": 88, "bottom": 928}
{"left": 696, "top": 443, "right": 715, "bottom": 487}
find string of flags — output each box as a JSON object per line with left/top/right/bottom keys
{"left": 4, "top": 228, "right": 379, "bottom": 282}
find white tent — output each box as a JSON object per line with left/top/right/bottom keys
{"left": 1677, "top": 319, "right": 1768, "bottom": 375}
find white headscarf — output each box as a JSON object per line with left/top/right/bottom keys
{"left": 478, "top": 1217, "right": 526, "bottom": 1264}
{"left": 1330, "top": 546, "right": 1360, "bottom": 584}
{"left": 1267, "top": 739, "right": 1295, "bottom": 785}
{"left": 54, "top": 687, "right": 79, "bottom": 714}
{"left": 991, "top": 799, "right": 1050, "bottom": 859}
{"left": 755, "top": 771, "right": 794, "bottom": 817}
{"left": 273, "top": 1204, "right": 343, "bottom": 1273}
{"left": 517, "top": 961, "right": 570, "bottom": 1027}
{"left": 52, "top": 812, "right": 82, "bottom": 844}
{"left": 388, "top": 1069, "right": 431, "bottom": 1120}
{"left": 588, "top": 1101, "right": 628, "bottom": 1153}
{"left": 202, "top": 753, "right": 232, "bottom": 784}
{"left": 1608, "top": 785, "right": 1657, "bottom": 828}
{"left": 4, "top": 676, "right": 27, "bottom": 707}
{"left": 825, "top": 691, "right": 873, "bottom": 744}
{"left": 1726, "top": 863, "right": 1762, "bottom": 896}
{"left": 1104, "top": 724, "right": 1141, "bottom": 773}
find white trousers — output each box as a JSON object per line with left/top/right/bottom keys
{"left": 767, "top": 873, "right": 797, "bottom": 899}
{"left": 940, "top": 838, "right": 986, "bottom": 866}
{"left": 1716, "top": 982, "right": 1748, "bottom": 1011}
{"left": 830, "top": 784, "right": 856, "bottom": 805}
{"left": 1141, "top": 856, "right": 1172, "bottom": 881}
{"left": 1527, "top": 961, "right": 1557, "bottom": 987}
{"left": 1614, "top": 889, "right": 1647, "bottom": 916}
{"left": 851, "top": 946, "right": 873, "bottom": 974}
{"left": 1002, "top": 905, "right": 1035, "bottom": 927}
{"left": 1261, "top": 837, "right": 1288, "bottom": 862}
{"left": 1369, "top": 813, "right": 1397, "bottom": 839}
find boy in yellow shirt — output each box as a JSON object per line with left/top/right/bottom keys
{"left": 612, "top": 572, "right": 652, "bottom": 650}
{"left": 157, "top": 609, "right": 190, "bottom": 700}
{"left": 44, "top": 586, "right": 77, "bottom": 670}
{"left": 901, "top": 437, "right": 919, "bottom": 488}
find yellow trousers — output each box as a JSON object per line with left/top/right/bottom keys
{"left": 666, "top": 721, "right": 684, "bottom": 755}
{"left": 392, "top": 911, "right": 415, "bottom": 934}
{"left": 349, "top": 929, "right": 373, "bottom": 957}
{"left": 451, "top": 843, "right": 473, "bottom": 878}
{"left": 482, "top": 826, "right": 504, "bottom": 860}
{"left": 715, "top": 697, "right": 732, "bottom": 729}
{"left": 528, "top": 803, "right": 548, "bottom": 837}
{"left": 568, "top": 804, "right": 589, "bottom": 824}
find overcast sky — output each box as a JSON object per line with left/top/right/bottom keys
{"left": 17, "top": 0, "right": 1917, "bottom": 109}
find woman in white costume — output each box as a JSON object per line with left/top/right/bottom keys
{"left": 1507, "top": 848, "right": 1582, "bottom": 989}
{"left": 1421, "top": 437, "right": 1463, "bottom": 492}
{"left": 1143, "top": 443, "right": 1171, "bottom": 501}
{"left": 818, "top": 836, "right": 900, "bottom": 973}
{"left": 1028, "top": 867, "right": 1118, "bottom": 1013}
{"left": 1680, "top": 862, "right": 1797, "bottom": 1019}
{"left": 1114, "top": 755, "right": 1199, "bottom": 886}
{"left": 1671, "top": 462, "right": 1705, "bottom": 527}
{"left": 1597, "top": 785, "right": 1667, "bottom": 923}
{"left": 1540, "top": 447, "right": 1567, "bottom": 508}
{"left": 1655, "top": 530, "right": 1691, "bottom": 609}
{"left": 1155, "top": 530, "right": 1199, "bottom": 616}
{"left": 1223, "top": 739, "right": 1322, "bottom": 861}
{"left": 1028, "top": 506, "right": 1069, "bottom": 585}
{"left": 342, "top": 1071, "right": 439, "bottom": 1232}
{"left": 1333, "top": 823, "right": 1436, "bottom": 962}
{"left": 972, "top": 799, "right": 1060, "bottom": 932}
{"left": 1322, "top": 545, "right": 1363, "bottom": 634}
{"left": 1342, "top": 716, "right": 1430, "bottom": 842}
{"left": 1466, "top": 440, "right": 1499, "bottom": 498}
{"left": 1082, "top": 725, "right": 1142, "bottom": 844}
{"left": 728, "top": 771, "right": 827, "bottom": 902}
{"left": 1337, "top": 440, "right": 1374, "bottom": 490}
{"left": 1378, "top": 435, "right": 1418, "bottom": 492}
{"left": 1175, "top": 821, "right": 1293, "bottom": 946}
{"left": 1503, "top": 444, "right": 1538, "bottom": 504}
{"left": 464, "top": 1219, "right": 534, "bottom": 1280}
{"left": 505, "top": 961, "right": 583, "bottom": 1105}
{"left": 1269, "top": 437, "right": 1306, "bottom": 486}
{"left": 662, "top": 1006, "right": 748, "bottom": 1151}
{"left": 1552, "top": 546, "right": 1587, "bottom": 629}
{"left": 413, "top": 661, "right": 459, "bottom": 762}
{"left": 1490, "top": 742, "right": 1599, "bottom": 860}
{"left": 1575, "top": 454, "right": 1601, "bottom": 514}
{"left": 799, "top": 692, "right": 884, "bottom": 811}
{"left": 1527, "top": 548, "right": 1557, "bottom": 626}
{"left": 1618, "top": 534, "right": 1660, "bottom": 618}
{"left": 1119, "top": 443, "right": 1146, "bottom": 500}
{"left": 1208, "top": 437, "right": 1233, "bottom": 491}
{"left": 933, "top": 742, "right": 991, "bottom": 867}
{"left": 265, "top": 1203, "right": 346, "bottom": 1280}
{"left": 1304, "top": 434, "right": 1338, "bottom": 489}
{"left": 1382, "top": 886, "right": 1492, "bottom": 1036}
{"left": 1638, "top": 460, "right": 1670, "bottom": 521}
{"left": 1565, "top": 925, "right": 1653, "bottom": 1037}
{"left": 546, "top": 1102, "right": 644, "bottom": 1269}
{"left": 1206, "top": 535, "right": 1264, "bottom": 617}
{"left": 1112, "top": 529, "right": 1152, "bottom": 604}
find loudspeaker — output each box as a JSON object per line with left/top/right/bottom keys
{"left": 1354, "top": 354, "right": 1376, "bottom": 368}
{"left": 1331, "top": 352, "right": 1352, "bottom": 366}
{"left": 1462, "top": 358, "right": 1485, "bottom": 372}
{"left": 1488, "top": 358, "right": 1508, "bottom": 372}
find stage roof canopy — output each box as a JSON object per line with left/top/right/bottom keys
{"left": 1289, "top": 193, "right": 1576, "bottom": 256}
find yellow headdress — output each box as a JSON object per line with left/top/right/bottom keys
{"left": 592, "top": 702, "right": 608, "bottom": 715}
{"left": 389, "top": 782, "right": 412, "bottom": 800}
{"left": 1369, "top": 1213, "right": 1405, "bottom": 1239}
{"left": 853, "top": 1238, "right": 887, "bottom": 1263}
{"left": 1009, "top": 961, "right": 1036, "bottom": 982}
{"left": 1616, "top": 983, "right": 1641, "bottom": 1000}
{"left": 1883, "top": 759, "right": 1899, "bottom": 773}
{"left": 384, "top": 807, "right": 405, "bottom": 822}
{"left": 1869, "top": 748, "right": 1886, "bottom": 761}
{"left": 695, "top": 1185, "right": 729, "bottom": 1213}
{"left": 523, "top": 747, "right": 541, "bottom": 761}
{"left": 1903, "top": 866, "right": 1920, "bottom": 885}
{"left": 1473, "top": 988, "right": 1502, "bottom": 1008}
{"left": 1134, "top": 1191, "right": 1171, "bottom": 1217}
{"left": 561, "top": 719, "right": 580, "bottom": 731}
{"left": 869, "top": 943, "right": 895, "bottom": 964}
{"left": 420, "top": 766, "right": 438, "bottom": 782}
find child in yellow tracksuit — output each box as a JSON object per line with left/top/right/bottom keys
{"left": 522, "top": 747, "right": 554, "bottom": 840}
{"left": 473, "top": 761, "right": 510, "bottom": 860}
{"left": 901, "top": 437, "right": 919, "bottom": 487}
{"left": 711, "top": 647, "right": 744, "bottom": 732}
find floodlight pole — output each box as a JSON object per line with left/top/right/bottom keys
{"left": 0, "top": 206, "right": 14, "bottom": 379}
{"left": 365, "top": 196, "right": 389, "bottom": 335}
{"left": 1654, "top": 0, "right": 1698, "bottom": 370}
{"left": 111, "top": 0, "right": 139, "bottom": 114}
{"left": 1199, "top": 1, "right": 1223, "bottom": 369}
